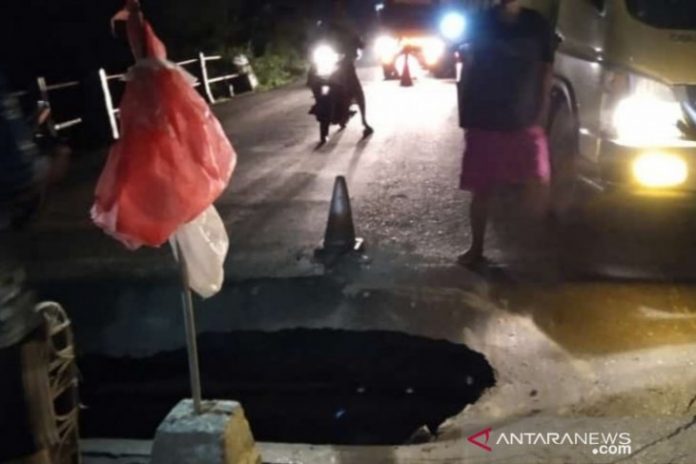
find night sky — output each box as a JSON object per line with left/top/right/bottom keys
{"left": 0, "top": 0, "right": 377, "bottom": 90}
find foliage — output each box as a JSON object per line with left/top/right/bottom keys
{"left": 149, "top": 0, "right": 313, "bottom": 90}
{"left": 223, "top": 44, "right": 307, "bottom": 91}
{"left": 248, "top": 49, "right": 307, "bottom": 91}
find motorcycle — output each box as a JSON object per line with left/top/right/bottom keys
{"left": 307, "top": 43, "right": 355, "bottom": 145}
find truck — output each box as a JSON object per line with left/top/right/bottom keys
{"left": 374, "top": 0, "right": 475, "bottom": 79}
{"left": 524, "top": 0, "right": 696, "bottom": 217}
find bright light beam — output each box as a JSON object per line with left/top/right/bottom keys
{"left": 440, "top": 12, "right": 466, "bottom": 41}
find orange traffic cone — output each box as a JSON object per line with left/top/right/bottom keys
{"left": 400, "top": 51, "right": 414, "bottom": 87}
{"left": 315, "top": 176, "right": 364, "bottom": 261}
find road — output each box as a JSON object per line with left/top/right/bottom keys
{"left": 4, "top": 68, "right": 696, "bottom": 463}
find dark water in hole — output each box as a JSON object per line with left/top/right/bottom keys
{"left": 79, "top": 329, "right": 495, "bottom": 445}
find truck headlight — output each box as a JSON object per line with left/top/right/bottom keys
{"left": 313, "top": 44, "right": 339, "bottom": 77}
{"left": 423, "top": 38, "right": 446, "bottom": 66}
{"left": 439, "top": 12, "right": 466, "bottom": 41}
{"left": 375, "top": 35, "right": 399, "bottom": 64}
{"left": 632, "top": 152, "right": 688, "bottom": 188}
{"left": 606, "top": 74, "right": 684, "bottom": 145}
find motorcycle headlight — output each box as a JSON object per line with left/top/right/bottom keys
{"left": 375, "top": 35, "right": 399, "bottom": 64}
{"left": 313, "top": 44, "right": 339, "bottom": 77}
{"left": 603, "top": 73, "right": 684, "bottom": 145}
{"left": 439, "top": 12, "right": 466, "bottom": 41}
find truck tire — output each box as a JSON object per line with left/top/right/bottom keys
{"left": 548, "top": 97, "right": 581, "bottom": 223}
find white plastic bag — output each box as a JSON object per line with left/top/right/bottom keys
{"left": 170, "top": 205, "right": 229, "bottom": 299}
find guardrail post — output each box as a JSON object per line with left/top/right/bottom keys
{"left": 36, "top": 76, "right": 49, "bottom": 103}
{"left": 36, "top": 76, "right": 57, "bottom": 133}
{"left": 199, "top": 52, "right": 215, "bottom": 104}
{"left": 98, "top": 68, "right": 120, "bottom": 140}
{"left": 23, "top": 50, "right": 248, "bottom": 145}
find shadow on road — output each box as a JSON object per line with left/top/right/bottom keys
{"left": 346, "top": 138, "right": 371, "bottom": 181}
{"left": 314, "top": 125, "right": 348, "bottom": 153}
{"left": 472, "top": 192, "right": 696, "bottom": 356}
{"left": 490, "top": 280, "right": 696, "bottom": 355}
{"left": 221, "top": 171, "right": 319, "bottom": 240}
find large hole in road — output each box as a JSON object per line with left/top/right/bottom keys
{"left": 79, "top": 329, "right": 495, "bottom": 445}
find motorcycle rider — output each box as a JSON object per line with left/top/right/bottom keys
{"left": 310, "top": 1, "right": 374, "bottom": 139}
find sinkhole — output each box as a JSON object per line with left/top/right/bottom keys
{"left": 79, "top": 329, "right": 495, "bottom": 445}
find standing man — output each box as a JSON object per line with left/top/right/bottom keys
{"left": 457, "top": 0, "right": 556, "bottom": 266}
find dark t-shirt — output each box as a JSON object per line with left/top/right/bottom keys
{"left": 459, "top": 7, "right": 556, "bottom": 131}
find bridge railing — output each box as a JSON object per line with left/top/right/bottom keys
{"left": 15, "top": 51, "right": 255, "bottom": 142}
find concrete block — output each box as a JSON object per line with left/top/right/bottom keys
{"left": 150, "top": 400, "right": 261, "bottom": 464}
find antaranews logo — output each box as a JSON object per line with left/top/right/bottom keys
{"left": 467, "top": 427, "right": 632, "bottom": 456}
{"left": 468, "top": 428, "right": 493, "bottom": 452}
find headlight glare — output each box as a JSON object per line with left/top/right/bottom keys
{"left": 313, "top": 44, "right": 339, "bottom": 76}
{"left": 632, "top": 152, "right": 688, "bottom": 188}
{"left": 613, "top": 97, "right": 683, "bottom": 144}
{"left": 423, "top": 38, "right": 446, "bottom": 66}
{"left": 608, "top": 75, "right": 684, "bottom": 145}
{"left": 375, "top": 35, "right": 399, "bottom": 64}
{"left": 440, "top": 12, "right": 466, "bottom": 41}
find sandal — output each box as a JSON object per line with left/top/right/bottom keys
{"left": 457, "top": 251, "right": 487, "bottom": 268}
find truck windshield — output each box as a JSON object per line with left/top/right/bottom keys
{"left": 626, "top": 0, "right": 696, "bottom": 30}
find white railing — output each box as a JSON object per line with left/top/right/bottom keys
{"left": 17, "top": 51, "right": 251, "bottom": 141}
{"left": 37, "top": 77, "right": 84, "bottom": 132}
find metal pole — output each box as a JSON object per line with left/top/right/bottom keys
{"left": 98, "top": 68, "right": 120, "bottom": 140}
{"left": 37, "top": 76, "right": 50, "bottom": 103}
{"left": 199, "top": 52, "right": 215, "bottom": 104}
{"left": 175, "top": 240, "right": 204, "bottom": 414}
{"left": 36, "top": 76, "right": 56, "bottom": 134}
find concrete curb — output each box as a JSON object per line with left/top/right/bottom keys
{"left": 82, "top": 414, "right": 696, "bottom": 464}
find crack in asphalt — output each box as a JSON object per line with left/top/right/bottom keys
{"left": 665, "top": 454, "right": 689, "bottom": 464}
{"left": 687, "top": 394, "right": 696, "bottom": 413}
{"left": 609, "top": 416, "right": 696, "bottom": 464}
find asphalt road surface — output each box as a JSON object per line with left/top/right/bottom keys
{"left": 5, "top": 68, "right": 696, "bottom": 463}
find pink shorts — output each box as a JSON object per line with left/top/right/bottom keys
{"left": 459, "top": 126, "right": 551, "bottom": 193}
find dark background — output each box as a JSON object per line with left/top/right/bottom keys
{"left": 0, "top": 0, "right": 377, "bottom": 90}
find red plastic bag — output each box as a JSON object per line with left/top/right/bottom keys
{"left": 92, "top": 2, "right": 235, "bottom": 249}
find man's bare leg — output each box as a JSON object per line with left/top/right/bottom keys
{"left": 458, "top": 190, "right": 490, "bottom": 265}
